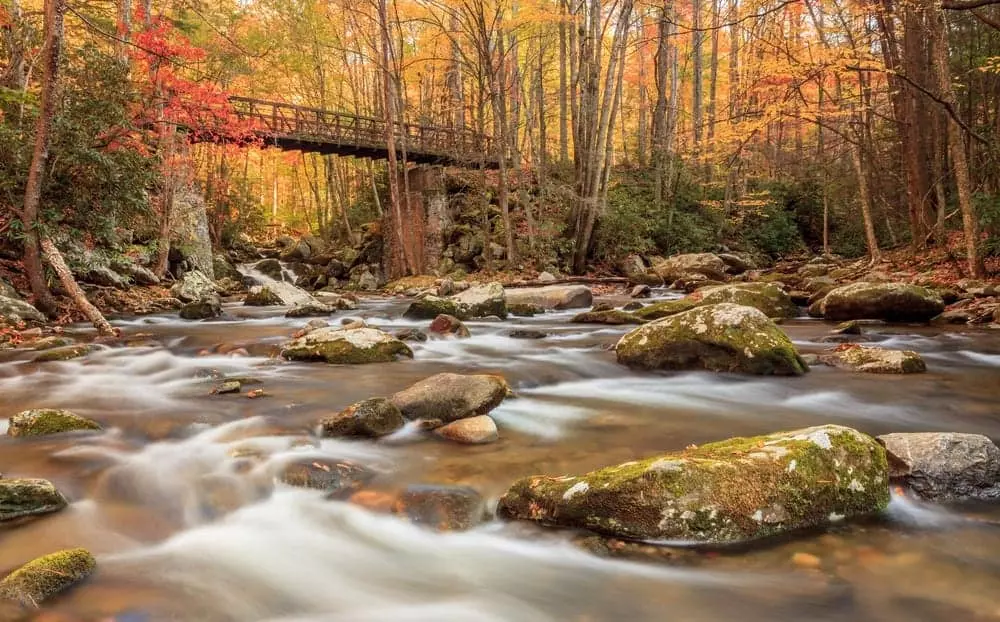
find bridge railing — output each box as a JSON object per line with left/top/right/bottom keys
{"left": 227, "top": 97, "right": 493, "bottom": 163}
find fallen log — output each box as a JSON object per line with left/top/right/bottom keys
{"left": 501, "top": 276, "right": 629, "bottom": 288}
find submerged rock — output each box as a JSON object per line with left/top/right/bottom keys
{"left": 429, "top": 314, "right": 471, "bottom": 338}
{"left": 285, "top": 302, "right": 335, "bottom": 318}
{"left": 616, "top": 303, "right": 808, "bottom": 375}
{"left": 497, "top": 424, "right": 889, "bottom": 544}
{"left": 394, "top": 485, "right": 486, "bottom": 531}
{"left": 695, "top": 282, "right": 799, "bottom": 318}
{"left": 877, "top": 433, "right": 1000, "bottom": 501}
{"left": 0, "top": 548, "right": 96, "bottom": 609}
{"left": 433, "top": 415, "right": 499, "bottom": 444}
{"left": 570, "top": 310, "right": 645, "bottom": 325}
{"left": 508, "top": 303, "right": 544, "bottom": 317}
{"left": 630, "top": 284, "right": 651, "bottom": 299}
{"left": 169, "top": 270, "right": 217, "bottom": 303}
{"left": 652, "top": 253, "right": 727, "bottom": 282}
{"left": 281, "top": 327, "right": 413, "bottom": 364}
{"left": 279, "top": 458, "right": 375, "bottom": 499}
{"left": 31, "top": 344, "right": 100, "bottom": 362}
{"left": 507, "top": 329, "right": 547, "bottom": 339}
{"left": 390, "top": 373, "right": 509, "bottom": 423}
{"left": 820, "top": 282, "right": 944, "bottom": 322}
{"left": 395, "top": 328, "right": 429, "bottom": 343}
{"left": 320, "top": 398, "right": 405, "bottom": 438}
{"left": 0, "top": 479, "right": 68, "bottom": 522}
{"left": 8, "top": 409, "right": 102, "bottom": 437}
{"left": 632, "top": 297, "right": 700, "bottom": 321}
{"left": 504, "top": 285, "right": 592, "bottom": 310}
{"left": 820, "top": 346, "right": 926, "bottom": 374}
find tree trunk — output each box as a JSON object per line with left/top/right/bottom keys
{"left": 637, "top": 9, "right": 649, "bottom": 167}
{"left": 379, "top": 0, "right": 412, "bottom": 277}
{"left": 707, "top": 0, "right": 719, "bottom": 142}
{"left": 116, "top": 0, "right": 132, "bottom": 63}
{"left": 849, "top": 120, "right": 882, "bottom": 264}
{"left": 19, "top": 0, "right": 66, "bottom": 317}
{"left": 40, "top": 237, "right": 116, "bottom": 336}
{"left": 2, "top": 0, "right": 27, "bottom": 90}
{"left": 692, "top": 0, "right": 703, "bottom": 146}
{"left": 559, "top": 0, "right": 570, "bottom": 164}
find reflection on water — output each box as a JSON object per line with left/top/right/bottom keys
{"left": 1, "top": 296, "right": 1000, "bottom": 621}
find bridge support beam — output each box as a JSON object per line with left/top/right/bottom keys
{"left": 384, "top": 165, "right": 449, "bottom": 279}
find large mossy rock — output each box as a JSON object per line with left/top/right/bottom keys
{"left": 877, "top": 432, "right": 1000, "bottom": 501}
{"left": 403, "top": 295, "right": 462, "bottom": 320}
{"left": 0, "top": 548, "right": 96, "bottom": 609}
{"left": 31, "top": 344, "right": 99, "bottom": 363}
{"left": 0, "top": 297, "right": 45, "bottom": 325}
{"left": 8, "top": 409, "right": 102, "bottom": 437}
{"left": 0, "top": 479, "right": 68, "bottom": 522}
{"left": 820, "top": 346, "right": 926, "bottom": 374}
{"left": 616, "top": 303, "right": 808, "bottom": 375}
{"left": 169, "top": 270, "right": 217, "bottom": 303}
{"left": 244, "top": 286, "right": 284, "bottom": 306}
{"left": 449, "top": 282, "right": 507, "bottom": 319}
{"left": 504, "top": 285, "right": 593, "bottom": 310}
{"left": 820, "top": 282, "right": 944, "bottom": 322}
{"left": 497, "top": 424, "right": 889, "bottom": 544}
{"left": 570, "top": 310, "right": 645, "bottom": 325}
{"left": 632, "top": 298, "right": 700, "bottom": 321}
{"left": 179, "top": 295, "right": 222, "bottom": 320}
{"left": 253, "top": 258, "right": 283, "bottom": 280}
{"left": 390, "top": 373, "right": 510, "bottom": 423}
{"left": 320, "top": 398, "right": 405, "bottom": 438}
{"left": 281, "top": 327, "right": 413, "bottom": 364}
{"left": 213, "top": 254, "right": 243, "bottom": 281}
{"left": 695, "top": 282, "right": 799, "bottom": 318}
{"left": 652, "top": 253, "right": 727, "bottom": 283}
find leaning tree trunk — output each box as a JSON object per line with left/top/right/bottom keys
{"left": 40, "top": 238, "right": 116, "bottom": 336}
{"left": 19, "top": 0, "right": 66, "bottom": 317}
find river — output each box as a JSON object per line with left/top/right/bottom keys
{"left": 1, "top": 290, "right": 1000, "bottom": 621}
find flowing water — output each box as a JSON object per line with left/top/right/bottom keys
{"left": 2, "top": 288, "right": 1000, "bottom": 622}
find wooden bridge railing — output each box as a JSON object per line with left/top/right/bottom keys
{"left": 227, "top": 97, "right": 494, "bottom": 166}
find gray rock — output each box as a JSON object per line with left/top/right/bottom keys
{"left": 254, "top": 258, "right": 283, "bottom": 280}
{"left": 538, "top": 271, "right": 557, "bottom": 282}
{"left": 820, "top": 282, "right": 945, "bottom": 322}
{"left": 652, "top": 253, "right": 727, "bottom": 282}
{"left": 877, "top": 432, "right": 1000, "bottom": 501}
{"left": 213, "top": 254, "right": 243, "bottom": 281}
{"left": 281, "top": 327, "right": 413, "bottom": 364}
{"left": 504, "top": 285, "right": 593, "bottom": 310}
{"left": 170, "top": 270, "right": 217, "bottom": 303}
{"left": 84, "top": 266, "right": 125, "bottom": 288}
{"left": 0, "top": 280, "right": 19, "bottom": 300}
{"left": 179, "top": 295, "right": 222, "bottom": 320}
{"left": 0, "top": 297, "right": 45, "bottom": 324}
{"left": 391, "top": 373, "right": 510, "bottom": 423}
{"left": 0, "top": 479, "right": 68, "bottom": 522}
{"left": 285, "top": 302, "right": 334, "bottom": 318}
{"left": 630, "top": 284, "right": 651, "bottom": 298}
{"left": 245, "top": 286, "right": 283, "bottom": 306}
{"left": 320, "top": 398, "right": 405, "bottom": 438}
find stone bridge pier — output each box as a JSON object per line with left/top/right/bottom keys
{"left": 383, "top": 165, "right": 451, "bottom": 279}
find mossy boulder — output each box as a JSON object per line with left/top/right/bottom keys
{"left": 213, "top": 254, "right": 243, "bottom": 281}
{"left": 245, "top": 286, "right": 283, "bottom": 306}
{"left": 285, "top": 302, "right": 334, "bottom": 318}
{"left": 253, "top": 258, "right": 283, "bottom": 280}
{"left": 280, "top": 327, "right": 413, "bottom": 364}
{"left": 632, "top": 298, "right": 700, "bottom": 321}
{"left": 32, "top": 344, "right": 100, "bottom": 363}
{"left": 695, "top": 282, "right": 799, "bottom": 319}
{"left": 0, "top": 479, "right": 68, "bottom": 522}
{"left": 504, "top": 285, "right": 592, "bottom": 310}
{"left": 820, "top": 346, "right": 926, "bottom": 374}
{"left": 390, "top": 373, "right": 510, "bottom": 423}
{"left": 497, "top": 424, "right": 889, "bottom": 544}
{"left": 652, "top": 253, "right": 727, "bottom": 282}
{"left": 0, "top": 548, "right": 96, "bottom": 609}
{"left": 450, "top": 281, "right": 507, "bottom": 319}
{"left": 169, "top": 270, "right": 217, "bottom": 303}
{"left": 28, "top": 336, "right": 75, "bottom": 351}
{"left": 403, "top": 295, "right": 462, "bottom": 320}
{"left": 320, "top": 398, "right": 406, "bottom": 438}
{"left": 0, "top": 297, "right": 45, "bottom": 325}
{"left": 179, "top": 296, "right": 222, "bottom": 320}
{"left": 508, "top": 303, "right": 544, "bottom": 317}
{"left": 820, "top": 282, "right": 945, "bottom": 322}
{"left": 570, "top": 310, "right": 645, "bottom": 325}
{"left": 616, "top": 303, "right": 808, "bottom": 375}
{"left": 8, "top": 409, "right": 102, "bottom": 437}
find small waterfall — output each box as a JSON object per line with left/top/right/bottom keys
{"left": 238, "top": 264, "right": 319, "bottom": 307}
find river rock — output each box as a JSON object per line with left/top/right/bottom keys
{"left": 508, "top": 303, "right": 545, "bottom": 317}
{"left": 84, "top": 265, "right": 125, "bottom": 288}
{"left": 169, "top": 270, "right": 217, "bottom": 303}
{"left": 403, "top": 295, "right": 462, "bottom": 320}
{"left": 285, "top": 302, "right": 335, "bottom": 318}
{"left": 390, "top": 373, "right": 509, "bottom": 423}
{"left": 254, "top": 258, "right": 283, "bottom": 280}
{"left": 0, "top": 296, "right": 45, "bottom": 325}
{"left": 820, "top": 346, "right": 926, "bottom": 374}
{"left": 8, "top": 409, "right": 102, "bottom": 437}
{"left": 616, "top": 303, "right": 808, "bottom": 375}
{"left": 630, "top": 284, "right": 651, "bottom": 299}
{"left": 281, "top": 327, "right": 413, "bottom": 364}
{"left": 537, "top": 271, "right": 557, "bottom": 282}
{"left": 245, "top": 286, "right": 283, "bottom": 306}
{"left": 0, "top": 479, "right": 68, "bottom": 522}
{"left": 877, "top": 432, "right": 1000, "bottom": 501}
{"left": 497, "top": 424, "right": 889, "bottom": 544}
{"left": 504, "top": 285, "right": 593, "bottom": 310}
{"left": 394, "top": 485, "right": 486, "bottom": 531}
{"left": 320, "top": 398, "right": 405, "bottom": 438}
{"left": 718, "top": 253, "right": 755, "bottom": 274}
{"left": 570, "top": 310, "right": 644, "bottom": 325}
{"left": 279, "top": 457, "right": 375, "bottom": 499}
{"left": 32, "top": 343, "right": 100, "bottom": 362}
{"left": 429, "top": 314, "right": 470, "bottom": 338}
{"left": 0, "top": 548, "right": 96, "bottom": 609}
{"left": 652, "top": 253, "right": 728, "bottom": 282}
{"left": 507, "top": 329, "right": 547, "bottom": 339}
{"left": 695, "top": 282, "right": 799, "bottom": 318}
{"left": 820, "top": 282, "right": 945, "bottom": 322}
{"left": 632, "top": 297, "right": 700, "bottom": 321}
{"left": 179, "top": 295, "right": 222, "bottom": 320}
{"left": 213, "top": 254, "right": 243, "bottom": 282}
{"left": 450, "top": 282, "right": 507, "bottom": 319}
{"left": 395, "top": 328, "right": 429, "bottom": 343}
{"left": 27, "top": 336, "right": 74, "bottom": 351}
{"left": 433, "top": 415, "right": 499, "bottom": 444}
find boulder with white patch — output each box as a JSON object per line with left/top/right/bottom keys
{"left": 616, "top": 303, "right": 808, "bottom": 375}
{"left": 280, "top": 327, "right": 413, "bottom": 364}
{"left": 497, "top": 424, "right": 889, "bottom": 544}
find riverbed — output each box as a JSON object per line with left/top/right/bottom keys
{"left": 2, "top": 292, "right": 1000, "bottom": 621}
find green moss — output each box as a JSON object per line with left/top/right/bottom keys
{"left": 617, "top": 303, "right": 808, "bottom": 375}
{"left": 0, "top": 479, "right": 68, "bottom": 522}
{"left": 509, "top": 303, "right": 544, "bottom": 317}
{"left": 245, "top": 287, "right": 283, "bottom": 306}
{"left": 632, "top": 298, "right": 700, "bottom": 320}
{"left": 281, "top": 328, "right": 414, "bottom": 365}
{"left": 31, "top": 344, "right": 99, "bottom": 363}
{"left": 403, "top": 296, "right": 462, "bottom": 320}
{"left": 820, "top": 282, "right": 945, "bottom": 322}
{"left": 834, "top": 346, "right": 927, "bottom": 374}
{"left": 497, "top": 425, "right": 889, "bottom": 544}
{"left": 7, "top": 409, "right": 102, "bottom": 437}
{"left": 695, "top": 283, "right": 799, "bottom": 318}
{"left": 0, "top": 548, "right": 96, "bottom": 607}
{"left": 570, "top": 310, "right": 645, "bottom": 325}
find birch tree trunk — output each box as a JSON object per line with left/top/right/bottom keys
{"left": 692, "top": 0, "right": 704, "bottom": 146}
{"left": 707, "top": 0, "right": 719, "bottom": 142}
{"left": 40, "top": 238, "right": 116, "bottom": 336}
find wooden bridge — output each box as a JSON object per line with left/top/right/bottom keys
{"left": 213, "top": 97, "right": 498, "bottom": 168}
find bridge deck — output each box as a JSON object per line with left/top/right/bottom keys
{"left": 213, "top": 97, "right": 497, "bottom": 168}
